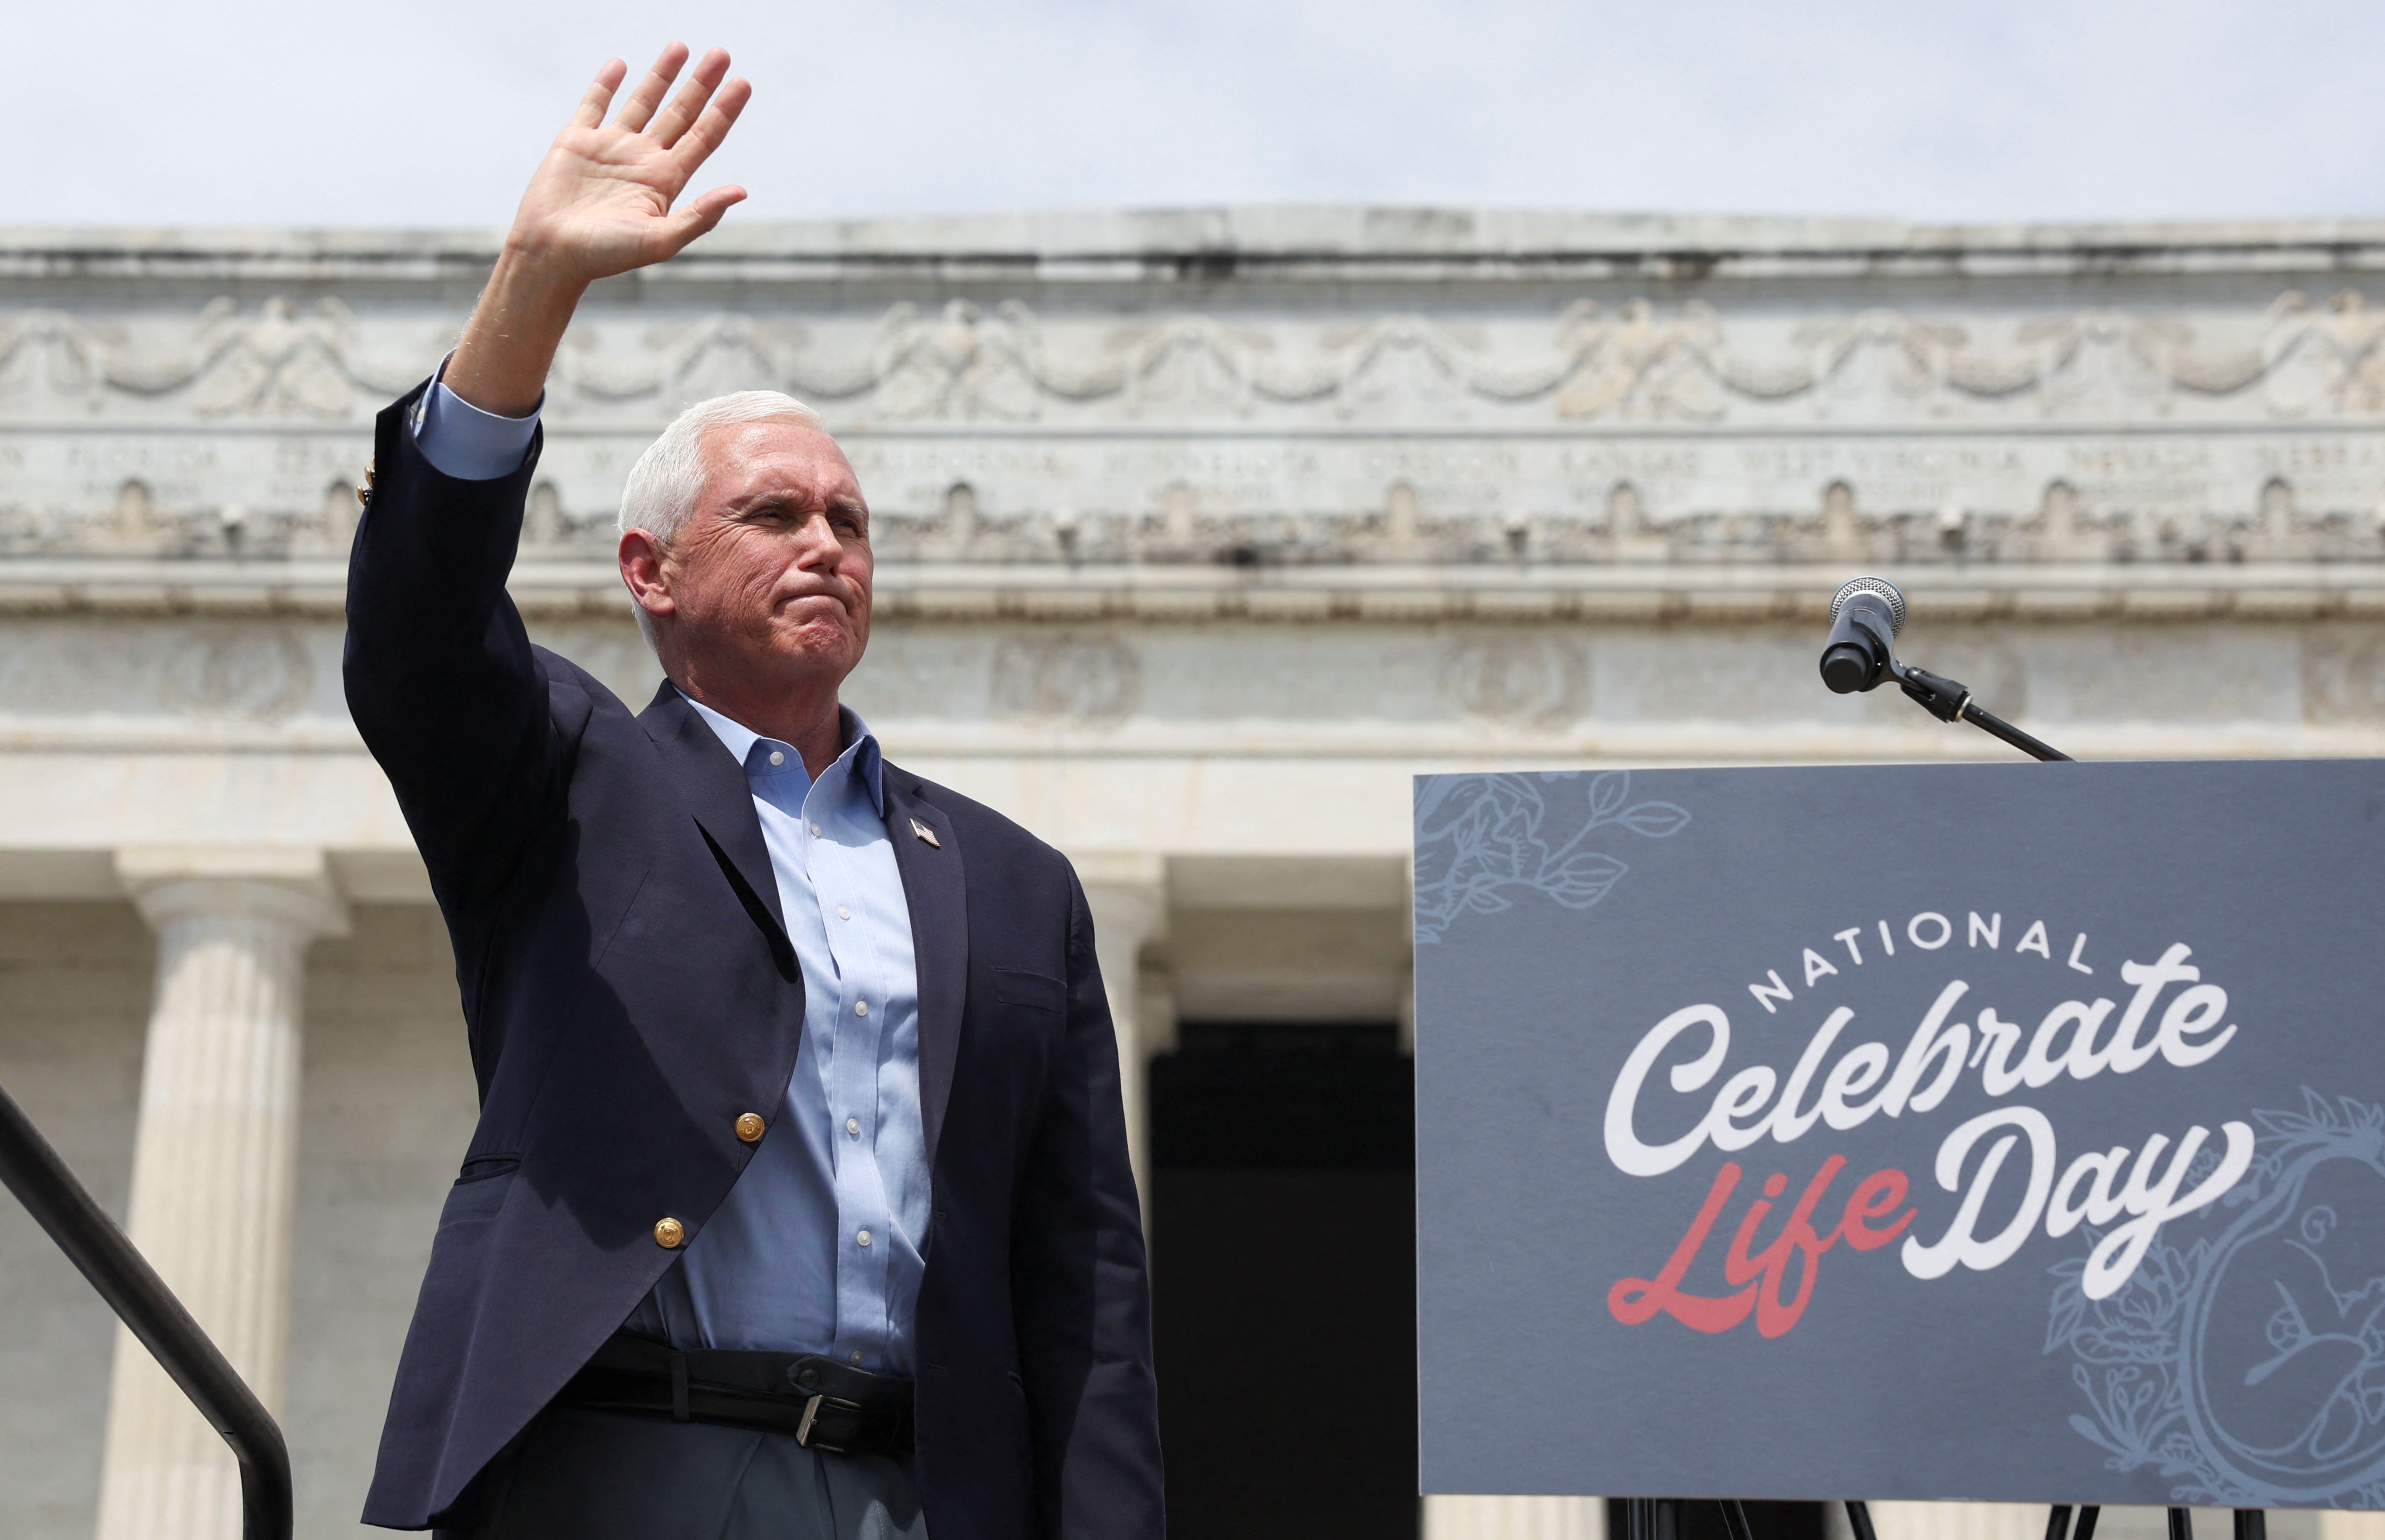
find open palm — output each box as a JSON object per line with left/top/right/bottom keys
{"left": 514, "top": 45, "right": 752, "bottom": 286}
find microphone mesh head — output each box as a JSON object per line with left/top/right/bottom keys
{"left": 1829, "top": 576, "right": 1907, "bottom": 637}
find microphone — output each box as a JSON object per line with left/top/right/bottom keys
{"left": 1819, "top": 576, "right": 1907, "bottom": 693}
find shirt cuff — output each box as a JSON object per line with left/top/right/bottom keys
{"left": 412, "top": 364, "right": 542, "bottom": 481}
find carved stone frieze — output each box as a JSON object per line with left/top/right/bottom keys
{"left": 1444, "top": 635, "right": 1590, "bottom": 728}
{"left": 0, "top": 621, "right": 319, "bottom": 724}
{"left": 7, "top": 291, "right": 2385, "bottom": 431}
{"left": 158, "top": 628, "right": 313, "bottom": 720}
{"left": 0, "top": 298, "right": 426, "bottom": 418}
{"left": 598, "top": 290, "right": 2385, "bottom": 427}
{"left": 1, "top": 220, "right": 2384, "bottom": 576}
{"left": 989, "top": 635, "right": 1142, "bottom": 725}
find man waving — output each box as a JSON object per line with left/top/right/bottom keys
{"left": 347, "top": 45, "right": 1163, "bottom": 1540}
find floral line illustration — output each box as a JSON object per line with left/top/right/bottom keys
{"left": 1413, "top": 771, "right": 1690, "bottom": 945}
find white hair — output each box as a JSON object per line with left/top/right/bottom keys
{"left": 617, "top": 391, "right": 827, "bottom": 649}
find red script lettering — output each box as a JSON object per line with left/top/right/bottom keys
{"left": 1607, "top": 1157, "right": 1914, "bottom": 1338}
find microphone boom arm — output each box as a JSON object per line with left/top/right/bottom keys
{"left": 1889, "top": 660, "right": 2072, "bottom": 763}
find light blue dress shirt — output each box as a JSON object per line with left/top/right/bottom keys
{"left": 412, "top": 387, "right": 933, "bottom": 1373}
{"left": 624, "top": 700, "right": 930, "bottom": 1371}
{"left": 412, "top": 375, "right": 541, "bottom": 480}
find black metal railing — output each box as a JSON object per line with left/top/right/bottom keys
{"left": 0, "top": 1080, "right": 291, "bottom": 1540}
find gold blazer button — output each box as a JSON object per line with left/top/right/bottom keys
{"left": 734, "top": 1112, "right": 767, "bottom": 1143}
{"left": 654, "top": 1217, "right": 685, "bottom": 1249}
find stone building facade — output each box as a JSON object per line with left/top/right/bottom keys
{"left": 1, "top": 210, "right": 2385, "bottom": 1539}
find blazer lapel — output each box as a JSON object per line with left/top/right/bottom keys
{"left": 884, "top": 768, "right": 966, "bottom": 1168}
{"left": 637, "top": 682, "right": 789, "bottom": 944}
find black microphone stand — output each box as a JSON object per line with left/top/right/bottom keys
{"left": 1885, "top": 658, "right": 2072, "bottom": 763}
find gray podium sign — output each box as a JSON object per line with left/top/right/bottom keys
{"left": 1415, "top": 760, "right": 2385, "bottom": 1508}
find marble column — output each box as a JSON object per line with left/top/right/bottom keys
{"left": 93, "top": 849, "right": 347, "bottom": 1540}
{"left": 1076, "top": 854, "right": 1169, "bottom": 1212}
{"left": 1857, "top": 1504, "right": 2044, "bottom": 1540}
{"left": 1426, "top": 1496, "right": 1607, "bottom": 1540}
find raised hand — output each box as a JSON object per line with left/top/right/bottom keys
{"left": 513, "top": 45, "right": 752, "bottom": 285}
{"left": 445, "top": 46, "right": 751, "bottom": 417}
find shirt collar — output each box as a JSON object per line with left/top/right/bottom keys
{"left": 680, "top": 690, "right": 885, "bottom": 818}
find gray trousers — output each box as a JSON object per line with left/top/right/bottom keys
{"left": 440, "top": 1406, "right": 932, "bottom": 1540}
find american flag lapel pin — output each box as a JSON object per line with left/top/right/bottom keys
{"left": 909, "top": 818, "right": 941, "bottom": 848}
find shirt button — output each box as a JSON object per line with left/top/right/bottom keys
{"left": 849, "top": 1351, "right": 865, "bottom": 1366}
{"left": 810, "top": 822, "right": 822, "bottom": 836}
{"left": 855, "top": 1001, "right": 869, "bottom": 1018}
{"left": 768, "top": 750, "right": 785, "bottom": 766}
{"left": 846, "top": 1117, "right": 861, "bottom": 1137}
{"left": 857, "top": 1229, "right": 872, "bottom": 1248}
{"left": 836, "top": 905, "right": 850, "bottom": 921}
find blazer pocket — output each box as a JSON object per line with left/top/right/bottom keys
{"left": 436, "top": 1166, "right": 515, "bottom": 1232}
{"left": 454, "top": 1152, "right": 521, "bottom": 1185}
{"left": 992, "top": 968, "right": 1066, "bottom": 1013}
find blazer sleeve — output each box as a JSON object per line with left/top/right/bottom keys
{"left": 1012, "top": 869, "right": 1167, "bottom": 1540}
{"left": 342, "top": 380, "right": 564, "bottom": 927}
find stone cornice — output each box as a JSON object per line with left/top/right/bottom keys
{"left": 4, "top": 555, "right": 2385, "bottom": 622}
{"left": 6, "top": 211, "right": 2385, "bottom": 287}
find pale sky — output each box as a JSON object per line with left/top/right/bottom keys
{"left": 14, "top": 0, "right": 2382, "bottom": 230}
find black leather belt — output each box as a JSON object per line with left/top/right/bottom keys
{"left": 554, "top": 1331, "right": 914, "bottom": 1457}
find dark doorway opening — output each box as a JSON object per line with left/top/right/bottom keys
{"left": 1150, "top": 1021, "right": 1417, "bottom": 1540}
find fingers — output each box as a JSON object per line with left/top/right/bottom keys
{"left": 669, "top": 76, "right": 752, "bottom": 179}
{"left": 661, "top": 185, "right": 748, "bottom": 256}
{"left": 570, "top": 58, "right": 629, "bottom": 128}
{"left": 648, "top": 47, "right": 732, "bottom": 149}
{"left": 612, "top": 41, "right": 691, "bottom": 132}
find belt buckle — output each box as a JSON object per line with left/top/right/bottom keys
{"left": 794, "top": 1392, "right": 864, "bottom": 1453}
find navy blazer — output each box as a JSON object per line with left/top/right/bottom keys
{"left": 344, "top": 382, "right": 1162, "bottom": 1537}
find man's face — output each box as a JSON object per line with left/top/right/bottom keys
{"left": 639, "top": 418, "right": 873, "bottom": 694}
